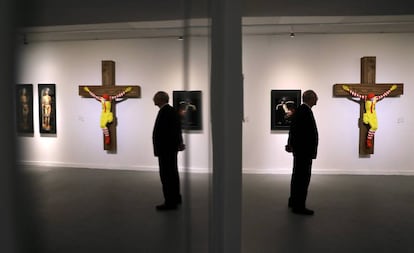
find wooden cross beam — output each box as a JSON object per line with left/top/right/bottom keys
{"left": 333, "top": 56, "right": 403, "bottom": 156}
{"left": 79, "top": 60, "right": 140, "bottom": 152}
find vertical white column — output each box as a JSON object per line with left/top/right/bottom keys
{"left": 210, "top": 0, "right": 243, "bottom": 252}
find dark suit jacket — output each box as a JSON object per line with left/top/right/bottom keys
{"left": 288, "top": 104, "right": 318, "bottom": 159}
{"left": 152, "top": 104, "right": 183, "bottom": 157}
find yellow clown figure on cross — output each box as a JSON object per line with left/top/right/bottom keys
{"left": 78, "top": 60, "right": 141, "bottom": 152}
{"left": 333, "top": 57, "right": 404, "bottom": 155}
{"left": 342, "top": 84, "right": 397, "bottom": 148}
{"left": 84, "top": 86, "right": 132, "bottom": 145}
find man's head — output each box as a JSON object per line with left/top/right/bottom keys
{"left": 302, "top": 90, "right": 318, "bottom": 107}
{"left": 153, "top": 91, "right": 169, "bottom": 108}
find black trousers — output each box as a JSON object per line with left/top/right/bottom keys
{"left": 289, "top": 155, "right": 313, "bottom": 209}
{"left": 158, "top": 152, "right": 181, "bottom": 205}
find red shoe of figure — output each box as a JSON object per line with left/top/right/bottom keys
{"left": 366, "top": 139, "right": 372, "bottom": 148}
{"left": 105, "top": 136, "right": 111, "bottom": 145}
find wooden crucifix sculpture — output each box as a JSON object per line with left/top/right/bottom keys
{"left": 333, "top": 56, "right": 403, "bottom": 156}
{"left": 79, "top": 60, "right": 140, "bottom": 152}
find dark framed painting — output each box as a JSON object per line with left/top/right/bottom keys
{"left": 15, "top": 84, "right": 34, "bottom": 134}
{"left": 38, "top": 84, "right": 57, "bottom": 134}
{"left": 271, "top": 89, "right": 301, "bottom": 130}
{"left": 173, "top": 90, "right": 202, "bottom": 131}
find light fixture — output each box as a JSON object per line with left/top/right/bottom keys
{"left": 289, "top": 25, "right": 295, "bottom": 38}
{"left": 178, "top": 36, "right": 184, "bottom": 40}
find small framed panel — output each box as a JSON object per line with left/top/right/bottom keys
{"left": 271, "top": 89, "right": 301, "bottom": 130}
{"left": 173, "top": 90, "right": 202, "bottom": 131}
{"left": 38, "top": 84, "right": 57, "bottom": 134}
{"left": 15, "top": 84, "right": 34, "bottom": 134}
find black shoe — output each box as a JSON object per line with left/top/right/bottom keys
{"left": 292, "top": 207, "right": 314, "bottom": 215}
{"left": 156, "top": 203, "right": 177, "bottom": 211}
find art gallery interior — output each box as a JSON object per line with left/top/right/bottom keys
{"left": 2, "top": 0, "right": 414, "bottom": 252}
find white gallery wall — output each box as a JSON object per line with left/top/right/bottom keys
{"left": 17, "top": 31, "right": 414, "bottom": 175}
{"left": 17, "top": 37, "right": 211, "bottom": 172}
{"left": 243, "top": 33, "right": 414, "bottom": 175}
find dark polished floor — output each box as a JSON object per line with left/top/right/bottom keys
{"left": 20, "top": 166, "right": 414, "bottom": 253}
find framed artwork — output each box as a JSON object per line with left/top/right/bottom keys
{"left": 15, "top": 84, "right": 34, "bottom": 134}
{"left": 38, "top": 84, "right": 57, "bottom": 134}
{"left": 271, "top": 89, "right": 301, "bottom": 130}
{"left": 173, "top": 90, "right": 202, "bottom": 131}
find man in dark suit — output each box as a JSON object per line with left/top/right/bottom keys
{"left": 286, "top": 90, "right": 319, "bottom": 215}
{"left": 153, "top": 91, "right": 185, "bottom": 211}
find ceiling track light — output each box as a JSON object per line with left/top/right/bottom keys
{"left": 289, "top": 25, "right": 295, "bottom": 38}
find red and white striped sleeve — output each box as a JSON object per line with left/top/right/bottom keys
{"left": 110, "top": 90, "right": 127, "bottom": 100}
{"left": 87, "top": 89, "right": 101, "bottom": 101}
{"left": 376, "top": 88, "right": 392, "bottom": 101}
{"left": 349, "top": 89, "right": 367, "bottom": 100}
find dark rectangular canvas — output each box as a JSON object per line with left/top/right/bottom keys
{"left": 271, "top": 89, "right": 301, "bottom": 130}
{"left": 38, "top": 84, "right": 57, "bottom": 134}
{"left": 16, "top": 84, "right": 34, "bottom": 134}
{"left": 173, "top": 90, "right": 202, "bottom": 131}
